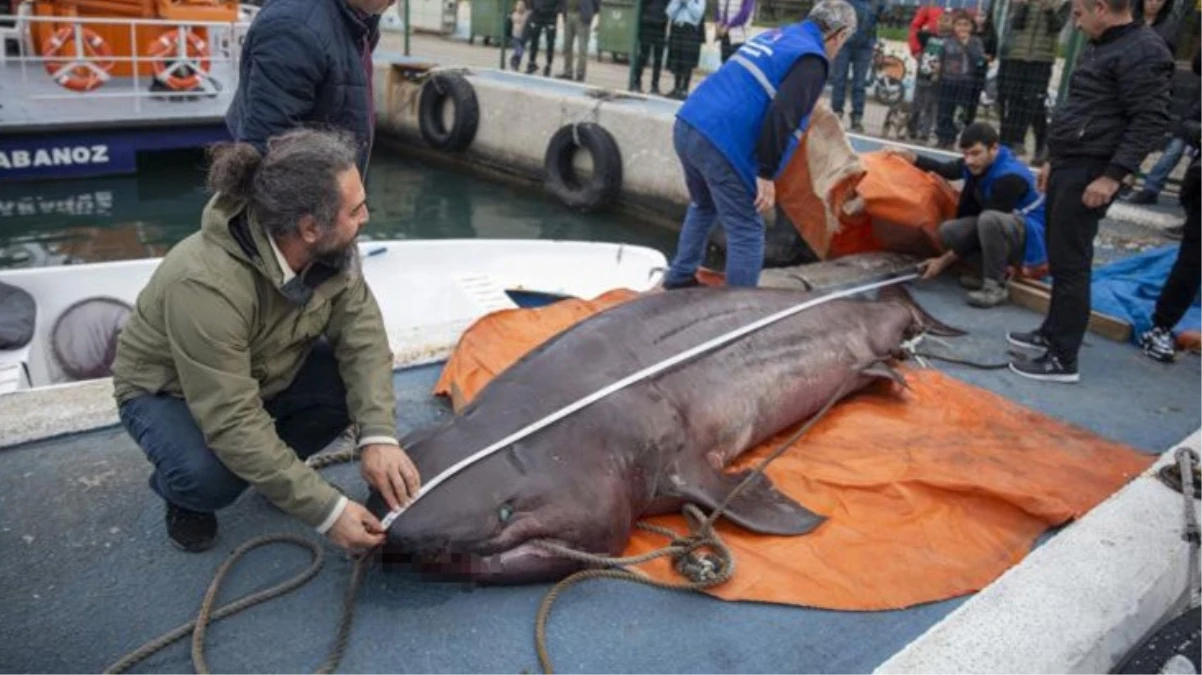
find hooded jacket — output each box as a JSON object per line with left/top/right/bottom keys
{"left": 111, "top": 194, "right": 398, "bottom": 529}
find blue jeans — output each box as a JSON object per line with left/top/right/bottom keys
{"left": 118, "top": 342, "right": 352, "bottom": 513}
{"left": 1143, "top": 136, "right": 1190, "bottom": 196}
{"left": 829, "top": 38, "right": 874, "bottom": 120}
{"left": 665, "top": 119, "right": 765, "bottom": 288}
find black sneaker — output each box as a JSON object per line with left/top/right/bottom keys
{"left": 165, "top": 502, "right": 217, "bottom": 553}
{"left": 1139, "top": 326, "right": 1176, "bottom": 363}
{"left": 662, "top": 276, "right": 701, "bottom": 290}
{"left": 1006, "top": 329, "right": 1051, "bottom": 351}
{"left": 1123, "top": 189, "right": 1159, "bottom": 205}
{"left": 1009, "top": 352, "right": 1080, "bottom": 383}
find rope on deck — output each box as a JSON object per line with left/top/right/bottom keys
{"left": 103, "top": 448, "right": 368, "bottom": 675}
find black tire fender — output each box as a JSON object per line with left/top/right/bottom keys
{"left": 418, "top": 72, "right": 480, "bottom": 152}
{"left": 543, "top": 122, "right": 623, "bottom": 212}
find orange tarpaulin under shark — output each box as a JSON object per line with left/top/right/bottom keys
{"left": 432, "top": 290, "right": 1153, "bottom": 611}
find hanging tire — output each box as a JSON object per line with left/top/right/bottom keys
{"left": 418, "top": 72, "right": 479, "bottom": 152}
{"left": 543, "top": 122, "right": 623, "bottom": 212}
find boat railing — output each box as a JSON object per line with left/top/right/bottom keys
{"left": 0, "top": 4, "right": 255, "bottom": 109}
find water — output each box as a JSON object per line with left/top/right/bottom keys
{"left": 0, "top": 148, "right": 680, "bottom": 270}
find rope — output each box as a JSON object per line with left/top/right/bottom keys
{"left": 531, "top": 372, "right": 865, "bottom": 673}
{"left": 911, "top": 349, "right": 1009, "bottom": 370}
{"left": 104, "top": 451, "right": 366, "bottom": 675}
{"left": 1175, "top": 447, "right": 1200, "bottom": 609}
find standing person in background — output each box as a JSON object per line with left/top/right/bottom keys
{"left": 828, "top": 0, "right": 884, "bottom": 133}
{"left": 1008, "top": 0, "right": 1173, "bottom": 383}
{"left": 1132, "top": 0, "right": 1177, "bottom": 51}
{"left": 507, "top": 0, "right": 532, "bottom": 71}
{"left": 524, "top": 0, "right": 560, "bottom": 77}
{"left": 661, "top": 0, "right": 854, "bottom": 289}
{"left": 907, "top": 11, "right": 952, "bottom": 142}
{"left": 965, "top": 7, "right": 997, "bottom": 126}
{"left": 632, "top": 0, "right": 670, "bottom": 93}
{"left": 665, "top": 0, "right": 706, "bottom": 99}
{"left": 715, "top": 0, "right": 757, "bottom": 63}
{"left": 225, "top": 0, "right": 394, "bottom": 181}
{"left": 996, "top": 0, "right": 1070, "bottom": 162}
{"left": 934, "top": 10, "right": 986, "bottom": 149}
{"left": 908, "top": 0, "right": 945, "bottom": 59}
{"left": 557, "top": 0, "right": 598, "bottom": 82}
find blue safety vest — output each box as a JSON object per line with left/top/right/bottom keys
{"left": 966, "top": 145, "right": 1048, "bottom": 268}
{"left": 677, "top": 21, "right": 829, "bottom": 194}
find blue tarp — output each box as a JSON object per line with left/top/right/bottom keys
{"left": 1091, "top": 244, "right": 1201, "bottom": 343}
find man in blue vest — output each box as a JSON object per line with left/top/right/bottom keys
{"left": 661, "top": 0, "right": 858, "bottom": 289}
{"left": 885, "top": 122, "right": 1047, "bottom": 308}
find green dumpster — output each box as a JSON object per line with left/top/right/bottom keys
{"left": 470, "top": 0, "right": 505, "bottom": 46}
{"left": 596, "top": 0, "right": 637, "bottom": 62}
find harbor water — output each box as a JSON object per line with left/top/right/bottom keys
{"left": 0, "top": 147, "right": 680, "bottom": 270}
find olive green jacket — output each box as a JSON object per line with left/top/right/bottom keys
{"left": 112, "top": 193, "right": 397, "bottom": 529}
{"left": 1003, "top": 0, "right": 1070, "bottom": 63}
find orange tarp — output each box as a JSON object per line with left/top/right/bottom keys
{"left": 433, "top": 292, "right": 1154, "bottom": 611}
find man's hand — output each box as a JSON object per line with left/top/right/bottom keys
{"left": 326, "top": 500, "right": 385, "bottom": 553}
{"left": 918, "top": 251, "right": 955, "bottom": 280}
{"left": 1082, "top": 176, "right": 1120, "bottom": 209}
{"left": 1037, "top": 164, "right": 1050, "bottom": 193}
{"left": 754, "top": 177, "right": 776, "bottom": 214}
{"left": 360, "top": 443, "right": 421, "bottom": 511}
{"left": 882, "top": 146, "right": 918, "bottom": 164}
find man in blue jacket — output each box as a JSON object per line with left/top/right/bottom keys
{"left": 661, "top": 0, "right": 856, "bottom": 289}
{"left": 225, "top": 0, "right": 393, "bottom": 180}
{"left": 886, "top": 122, "right": 1048, "bottom": 309}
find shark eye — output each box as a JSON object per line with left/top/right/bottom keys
{"left": 498, "top": 503, "right": 514, "bottom": 522}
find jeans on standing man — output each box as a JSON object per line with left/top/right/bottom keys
{"left": 829, "top": 38, "right": 874, "bottom": 131}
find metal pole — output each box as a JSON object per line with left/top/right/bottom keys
{"left": 404, "top": 0, "right": 411, "bottom": 55}
{"left": 1056, "top": 27, "right": 1082, "bottom": 108}
{"left": 498, "top": 0, "right": 506, "bottom": 69}
{"left": 627, "top": 0, "right": 644, "bottom": 90}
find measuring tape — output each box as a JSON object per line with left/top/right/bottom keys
{"left": 379, "top": 271, "right": 921, "bottom": 531}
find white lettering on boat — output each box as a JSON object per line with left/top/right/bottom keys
{"left": 0, "top": 190, "right": 114, "bottom": 218}
{"left": 0, "top": 145, "right": 112, "bottom": 170}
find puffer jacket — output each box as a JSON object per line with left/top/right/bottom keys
{"left": 111, "top": 194, "right": 398, "bottom": 529}
{"left": 225, "top": 0, "right": 380, "bottom": 177}
{"left": 1046, "top": 22, "right": 1174, "bottom": 180}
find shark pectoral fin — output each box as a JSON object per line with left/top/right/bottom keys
{"left": 667, "top": 467, "right": 827, "bottom": 536}
{"left": 860, "top": 359, "right": 909, "bottom": 390}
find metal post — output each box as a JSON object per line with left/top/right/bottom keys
{"left": 404, "top": 0, "right": 411, "bottom": 55}
{"left": 498, "top": 0, "right": 507, "bottom": 68}
{"left": 1056, "top": 28, "right": 1082, "bottom": 108}
{"left": 627, "top": 0, "right": 644, "bottom": 90}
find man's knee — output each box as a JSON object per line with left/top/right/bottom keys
{"left": 120, "top": 396, "right": 247, "bottom": 511}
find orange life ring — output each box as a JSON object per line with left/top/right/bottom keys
{"left": 40, "top": 25, "right": 115, "bottom": 92}
{"left": 146, "top": 28, "right": 212, "bottom": 92}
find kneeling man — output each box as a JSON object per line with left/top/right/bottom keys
{"left": 112, "top": 128, "right": 420, "bottom": 554}
{"left": 886, "top": 122, "right": 1047, "bottom": 307}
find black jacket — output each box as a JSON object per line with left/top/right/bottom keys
{"left": 1046, "top": 22, "right": 1174, "bottom": 181}
{"left": 225, "top": 0, "right": 380, "bottom": 176}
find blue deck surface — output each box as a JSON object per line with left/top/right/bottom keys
{"left": 0, "top": 277, "right": 1198, "bottom": 673}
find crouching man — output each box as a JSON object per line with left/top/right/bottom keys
{"left": 885, "top": 122, "right": 1047, "bottom": 307}
{"left": 111, "top": 128, "right": 420, "bottom": 554}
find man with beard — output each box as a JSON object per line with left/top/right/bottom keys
{"left": 111, "top": 128, "right": 420, "bottom": 554}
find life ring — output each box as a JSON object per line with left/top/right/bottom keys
{"left": 543, "top": 122, "right": 623, "bottom": 212}
{"left": 418, "top": 72, "right": 480, "bottom": 152}
{"left": 40, "top": 25, "right": 115, "bottom": 92}
{"left": 146, "top": 27, "right": 211, "bottom": 92}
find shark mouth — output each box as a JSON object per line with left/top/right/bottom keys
{"left": 382, "top": 539, "right": 583, "bottom": 584}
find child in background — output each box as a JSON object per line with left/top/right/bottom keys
{"left": 934, "top": 10, "right": 986, "bottom": 148}
{"left": 907, "top": 11, "right": 952, "bottom": 142}
{"left": 507, "top": 0, "right": 531, "bottom": 71}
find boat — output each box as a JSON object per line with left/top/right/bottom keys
{"left": 0, "top": 0, "right": 253, "bottom": 182}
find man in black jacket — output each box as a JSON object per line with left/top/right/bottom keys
{"left": 1007, "top": 0, "right": 1173, "bottom": 383}
{"left": 1139, "top": 49, "right": 1201, "bottom": 363}
{"left": 225, "top": 0, "right": 393, "bottom": 180}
